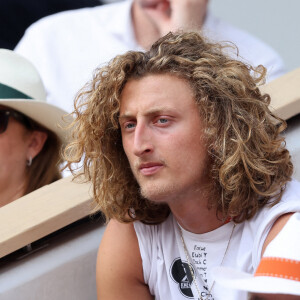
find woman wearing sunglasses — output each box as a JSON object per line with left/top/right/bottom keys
{"left": 0, "top": 49, "right": 69, "bottom": 207}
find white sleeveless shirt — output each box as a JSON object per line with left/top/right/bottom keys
{"left": 134, "top": 180, "right": 300, "bottom": 300}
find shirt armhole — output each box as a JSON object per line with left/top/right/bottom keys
{"left": 133, "top": 221, "right": 158, "bottom": 297}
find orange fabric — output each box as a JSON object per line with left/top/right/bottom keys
{"left": 255, "top": 257, "right": 300, "bottom": 281}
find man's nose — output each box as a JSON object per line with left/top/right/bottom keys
{"left": 133, "top": 123, "right": 153, "bottom": 156}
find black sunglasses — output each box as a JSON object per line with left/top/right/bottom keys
{"left": 0, "top": 109, "right": 33, "bottom": 134}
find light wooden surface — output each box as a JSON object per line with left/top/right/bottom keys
{"left": 260, "top": 67, "right": 300, "bottom": 120}
{"left": 0, "top": 68, "right": 299, "bottom": 258}
{"left": 0, "top": 176, "right": 94, "bottom": 258}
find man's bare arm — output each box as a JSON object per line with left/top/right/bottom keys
{"left": 96, "top": 220, "right": 154, "bottom": 300}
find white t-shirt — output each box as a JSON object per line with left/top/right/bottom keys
{"left": 15, "top": 0, "right": 285, "bottom": 113}
{"left": 134, "top": 179, "right": 300, "bottom": 300}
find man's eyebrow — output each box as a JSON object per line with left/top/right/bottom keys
{"left": 118, "top": 113, "right": 133, "bottom": 120}
{"left": 146, "top": 106, "right": 176, "bottom": 115}
{"left": 119, "top": 106, "right": 177, "bottom": 120}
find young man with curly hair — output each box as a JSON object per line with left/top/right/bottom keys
{"left": 65, "top": 32, "right": 300, "bottom": 300}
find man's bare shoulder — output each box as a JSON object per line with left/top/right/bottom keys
{"left": 96, "top": 219, "right": 153, "bottom": 300}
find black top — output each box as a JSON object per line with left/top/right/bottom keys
{"left": 0, "top": 0, "right": 103, "bottom": 49}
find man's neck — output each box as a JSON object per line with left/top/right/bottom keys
{"left": 172, "top": 203, "right": 224, "bottom": 234}
{"left": 168, "top": 188, "right": 224, "bottom": 234}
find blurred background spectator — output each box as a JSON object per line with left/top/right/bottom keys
{"left": 0, "top": 49, "right": 69, "bottom": 207}
{"left": 15, "top": 0, "right": 286, "bottom": 113}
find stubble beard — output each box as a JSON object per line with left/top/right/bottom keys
{"left": 136, "top": 169, "right": 213, "bottom": 207}
{"left": 138, "top": 179, "right": 178, "bottom": 203}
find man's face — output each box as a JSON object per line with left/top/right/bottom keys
{"left": 119, "top": 74, "right": 209, "bottom": 204}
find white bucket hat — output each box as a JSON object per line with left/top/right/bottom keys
{"left": 0, "top": 49, "right": 70, "bottom": 143}
{"left": 212, "top": 213, "right": 300, "bottom": 296}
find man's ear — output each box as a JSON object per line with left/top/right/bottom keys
{"left": 27, "top": 131, "right": 48, "bottom": 160}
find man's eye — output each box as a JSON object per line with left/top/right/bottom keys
{"left": 124, "top": 122, "right": 136, "bottom": 129}
{"left": 157, "top": 118, "right": 168, "bottom": 124}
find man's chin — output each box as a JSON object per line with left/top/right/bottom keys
{"left": 140, "top": 185, "right": 174, "bottom": 204}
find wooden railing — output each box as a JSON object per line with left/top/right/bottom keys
{"left": 0, "top": 176, "right": 93, "bottom": 258}
{"left": 260, "top": 68, "right": 300, "bottom": 120}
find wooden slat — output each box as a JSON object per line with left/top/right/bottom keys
{"left": 0, "top": 176, "right": 93, "bottom": 258}
{"left": 260, "top": 67, "right": 300, "bottom": 120}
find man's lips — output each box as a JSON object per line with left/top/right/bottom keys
{"left": 139, "top": 162, "right": 164, "bottom": 176}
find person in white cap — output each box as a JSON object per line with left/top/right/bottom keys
{"left": 212, "top": 213, "right": 300, "bottom": 299}
{"left": 0, "top": 49, "right": 69, "bottom": 207}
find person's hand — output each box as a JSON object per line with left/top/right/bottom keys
{"left": 141, "top": 0, "right": 208, "bottom": 37}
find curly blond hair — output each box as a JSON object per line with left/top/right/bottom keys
{"left": 65, "top": 31, "right": 293, "bottom": 224}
